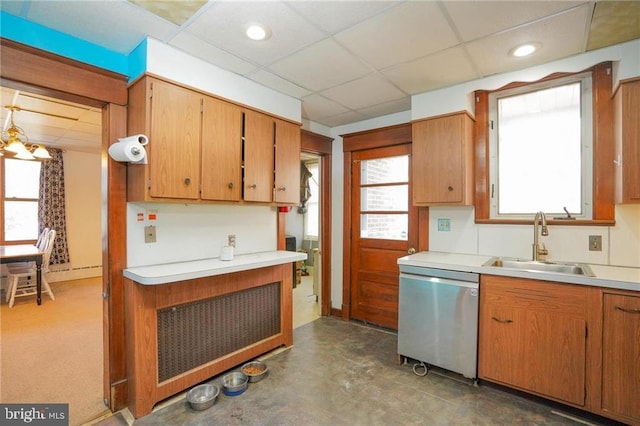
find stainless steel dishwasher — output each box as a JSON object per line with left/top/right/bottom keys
{"left": 398, "top": 264, "right": 479, "bottom": 379}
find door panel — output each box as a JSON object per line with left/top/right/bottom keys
{"left": 350, "top": 144, "right": 418, "bottom": 329}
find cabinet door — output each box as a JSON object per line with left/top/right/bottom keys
{"left": 479, "top": 276, "right": 587, "bottom": 406}
{"left": 614, "top": 80, "right": 640, "bottom": 203}
{"left": 412, "top": 113, "right": 472, "bottom": 205}
{"left": 602, "top": 293, "right": 640, "bottom": 421}
{"left": 243, "top": 110, "right": 274, "bottom": 202}
{"left": 149, "top": 80, "right": 201, "bottom": 199}
{"left": 274, "top": 119, "right": 301, "bottom": 204}
{"left": 201, "top": 97, "right": 243, "bottom": 201}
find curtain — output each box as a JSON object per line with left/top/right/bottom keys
{"left": 38, "top": 148, "right": 70, "bottom": 265}
{"left": 298, "top": 162, "right": 313, "bottom": 214}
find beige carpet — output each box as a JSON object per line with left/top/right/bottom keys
{"left": 0, "top": 277, "right": 108, "bottom": 426}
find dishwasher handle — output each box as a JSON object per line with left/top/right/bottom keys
{"left": 400, "top": 272, "right": 479, "bottom": 289}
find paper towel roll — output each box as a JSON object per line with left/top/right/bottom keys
{"left": 119, "top": 134, "right": 149, "bottom": 146}
{"left": 108, "top": 140, "right": 147, "bottom": 163}
{"left": 220, "top": 245, "right": 234, "bottom": 261}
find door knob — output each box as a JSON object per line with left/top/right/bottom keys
{"left": 407, "top": 247, "right": 416, "bottom": 255}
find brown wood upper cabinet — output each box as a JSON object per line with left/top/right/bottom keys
{"left": 614, "top": 78, "right": 640, "bottom": 204}
{"left": 412, "top": 112, "right": 474, "bottom": 205}
{"left": 127, "top": 76, "right": 301, "bottom": 204}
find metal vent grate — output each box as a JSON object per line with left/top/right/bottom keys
{"left": 157, "top": 282, "right": 281, "bottom": 382}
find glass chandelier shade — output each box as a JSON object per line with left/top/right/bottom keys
{"left": 1, "top": 106, "right": 51, "bottom": 160}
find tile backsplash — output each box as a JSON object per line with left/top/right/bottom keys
{"left": 429, "top": 204, "right": 640, "bottom": 268}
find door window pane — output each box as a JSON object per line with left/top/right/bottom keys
{"left": 361, "top": 185, "right": 408, "bottom": 211}
{"left": 360, "top": 155, "right": 408, "bottom": 184}
{"left": 360, "top": 213, "right": 408, "bottom": 240}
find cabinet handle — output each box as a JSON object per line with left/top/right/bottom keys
{"left": 228, "top": 182, "right": 234, "bottom": 189}
{"left": 248, "top": 184, "right": 257, "bottom": 189}
{"left": 277, "top": 186, "right": 286, "bottom": 191}
{"left": 615, "top": 305, "right": 640, "bottom": 314}
{"left": 447, "top": 185, "right": 454, "bottom": 192}
{"left": 491, "top": 317, "right": 513, "bottom": 323}
{"left": 184, "top": 177, "right": 191, "bottom": 185}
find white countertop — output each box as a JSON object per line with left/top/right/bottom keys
{"left": 124, "top": 250, "right": 307, "bottom": 285}
{"left": 398, "top": 251, "right": 640, "bottom": 292}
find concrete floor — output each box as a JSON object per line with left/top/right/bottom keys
{"left": 94, "top": 317, "right": 620, "bottom": 426}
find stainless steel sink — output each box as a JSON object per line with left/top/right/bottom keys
{"left": 483, "top": 257, "right": 595, "bottom": 277}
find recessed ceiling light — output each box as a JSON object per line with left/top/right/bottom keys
{"left": 246, "top": 23, "right": 271, "bottom": 41}
{"left": 510, "top": 43, "right": 541, "bottom": 57}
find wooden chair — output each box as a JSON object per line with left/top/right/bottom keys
{"left": 6, "top": 229, "right": 57, "bottom": 307}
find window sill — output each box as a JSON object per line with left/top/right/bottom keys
{"left": 475, "top": 219, "right": 615, "bottom": 226}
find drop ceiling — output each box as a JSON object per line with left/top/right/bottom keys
{"left": 1, "top": 0, "right": 639, "bottom": 154}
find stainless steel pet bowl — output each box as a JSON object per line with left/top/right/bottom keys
{"left": 241, "top": 360, "right": 269, "bottom": 383}
{"left": 186, "top": 384, "right": 219, "bottom": 411}
{"left": 222, "top": 371, "right": 248, "bottom": 396}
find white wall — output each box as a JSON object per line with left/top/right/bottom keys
{"left": 49, "top": 151, "right": 102, "bottom": 282}
{"left": 126, "top": 203, "right": 277, "bottom": 267}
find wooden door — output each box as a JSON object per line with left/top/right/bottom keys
{"left": 350, "top": 144, "right": 418, "bottom": 329}
{"left": 201, "top": 96, "right": 243, "bottom": 201}
{"left": 602, "top": 293, "right": 640, "bottom": 421}
{"left": 274, "top": 119, "right": 301, "bottom": 204}
{"left": 244, "top": 110, "right": 274, "bottom": 202}
{"left": 149, "top": 80, "right": 201, "bottom": 199}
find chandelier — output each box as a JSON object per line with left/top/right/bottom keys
{"left": 1, "top": 106, "right": 51, "bottom": 160}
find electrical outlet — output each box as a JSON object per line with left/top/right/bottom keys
{"left": 437, "top": 218, "right": 451, "bottom": 232}
{"left": 228, "top": 234, "right": 236, "bottom": 248}
{"left": 145, "top": 225, "right": 156, "bottom": 243}
{"left": 589, "top": 235, "right": 602, "bottom": 251}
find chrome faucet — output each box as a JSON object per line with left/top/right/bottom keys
{"left": 532, "top": 211, "right": 549, "bottom": 261}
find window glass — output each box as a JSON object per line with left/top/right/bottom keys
{"left": 359, "top": 155, "right": 409, "bottom": 241}
{"left": 3, "top": 158, "right": 41, "bottom": 241}
{"left": 489, "top": 74, "right": 592, "bottom": 219}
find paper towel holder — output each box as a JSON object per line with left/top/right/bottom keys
{"left": 108, "top": 134, "right": 149, "bottom": 164}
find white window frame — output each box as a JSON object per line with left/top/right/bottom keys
{"left": 488, "top": 72, "right": 594, "bottom": 220}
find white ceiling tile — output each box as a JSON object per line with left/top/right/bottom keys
{"left": 170, "top": 32, "right": 258, "bottom": 76}
{"left": 286, "top": 1, "right": 399, "bottom": 35}
{"left": 320, "top": 74, "right": 406, "bottom": 110}
{"left": 301, "top": 94, "right": 350, "bottom": 120}
{"left": 382, "top": 46, "right": 480, "bottom": 94}
{"left": 444, "top": 1, "right": 583, "bottom": 42}
{"left": 268, "top": 38, "right": 371, "bottom": 92}
{"left": 357, "top": 97, "right": 412, "bottom": 119}
{"left": 466, "top": 5, "right": 591, "bottom": 77}
{"left": 334, "top": 1, "right": 459, "bottom": 70}
{"left": 248, "top": 70, "right": 312, "bottom": 99}
{"left": 185, "top": 1, "right": 326, "bottom": 66}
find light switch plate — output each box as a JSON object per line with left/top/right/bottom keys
{"left": 589, "top": 235, "right": 602, "bottom": 251}
{"left": 437, "top": 218, "right": 451, "bottom": 232}
{"left": 145, "top": 225, "right": 156, "bottom": 243}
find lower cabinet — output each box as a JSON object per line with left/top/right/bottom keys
{"left": 479, "top": 275, "right": 588, "bottom": 406}
{"left": 480, "top": 276, "right": 640, "bottom": 425}
{"left": 601, "top": 292, "right": 640, "bottom": 423}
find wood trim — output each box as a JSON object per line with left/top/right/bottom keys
{"left": 102, "top": 104, "right": 129, "bottom": 410}
{"left": 342, "top": 123, "right": 411, "bottom": 152}
{"left": 592, "top": 62, "right": 615, "bottom": 220}
{"left": 473, "top": 62, "right": 616, "bottom": 224}
{"left": 301, "top": 129, "right": 333, "bottom": 154}
{"left": 0, "top": 38, "right": 127, "bottom": 106}
{"left": 418, "top": 207, "right": 429, "bottom": 251}
{"left": 342, "top": 151, "right": 352, "bottom": 321}
{"left": 319, "top": 152, "right": 333, "bottom": 316}
{"left": 1, "top": 39, "right": 129, "bottom": 411}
